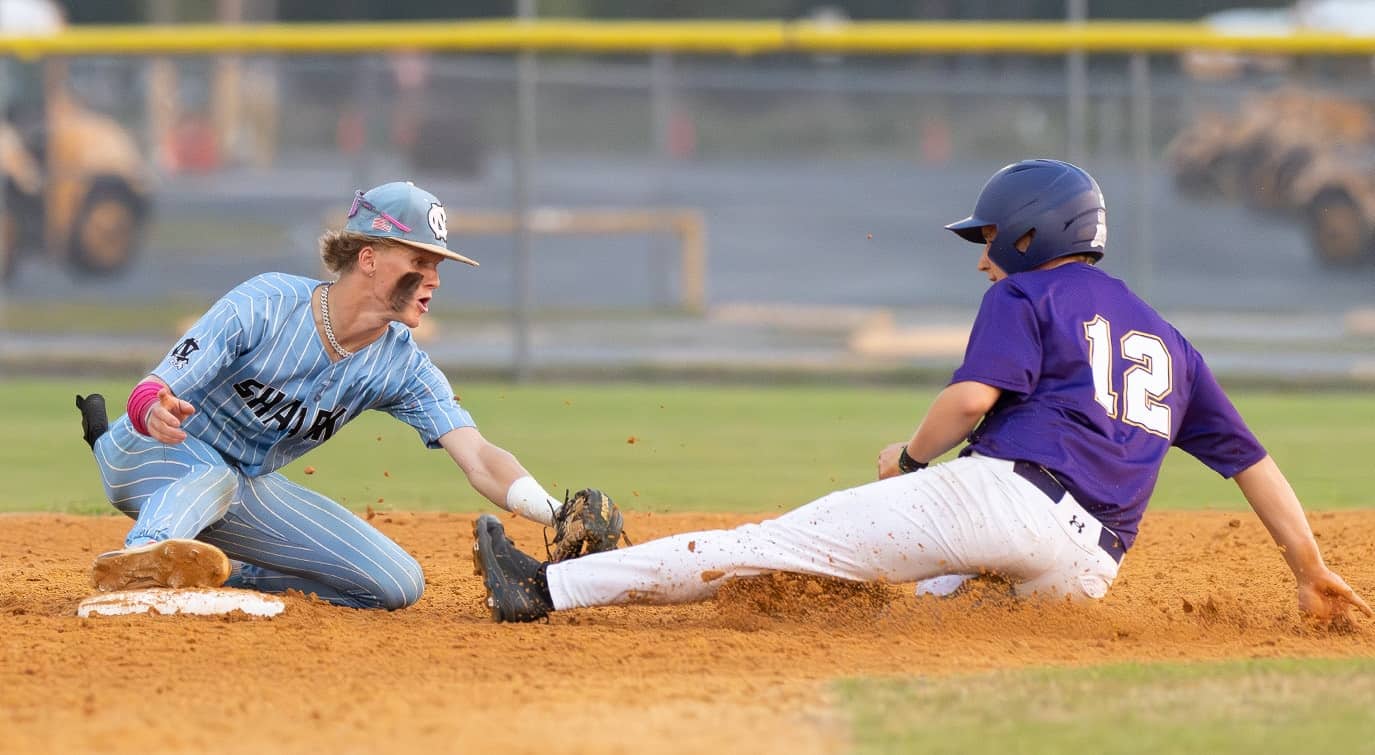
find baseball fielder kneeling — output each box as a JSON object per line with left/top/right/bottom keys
{"left": 77, "top": 181, "right": 622, "bottom": 610}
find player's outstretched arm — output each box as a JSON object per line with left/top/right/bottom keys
{"left": 878, "top": 381, "right": 1000, "bottom": 478}
{"left": 1235, "top": 455, "right": 1373, "bottom": 623}
{"left": 438, "top": 427, "right": 562, "bottom": 527}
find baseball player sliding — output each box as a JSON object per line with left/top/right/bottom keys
{"left": 75, "top": 181, "right": 623, "bottom": 609}
{"left": 473, "top": 159, "right": 1370, "bottom": 625}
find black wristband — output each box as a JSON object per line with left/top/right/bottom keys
{"left": 898, "top": 447, "right": 928, "bottom": 474}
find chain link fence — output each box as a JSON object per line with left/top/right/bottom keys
{"left": 2, "top": 44, "right": 1372, "bottom": 379}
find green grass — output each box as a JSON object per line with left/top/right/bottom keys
{"left": 5, "top": 379, "right": 1375, "bottom": 514}
{"left": 1, "top": 301, "right": 211, "bottom": 335}
{"left": 840, "top": 659, "right": 1375, "bottom": 754}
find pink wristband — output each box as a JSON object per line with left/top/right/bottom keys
{"left": 127, "top": 380, "right": 163, "bottom": 436}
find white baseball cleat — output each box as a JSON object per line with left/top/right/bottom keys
{"left": 91, "top": 539, "right": 232, "bottom": 592}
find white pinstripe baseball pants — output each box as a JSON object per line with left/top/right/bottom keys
{"left": 92, "top": 417, "right": 423, "bottom": 610}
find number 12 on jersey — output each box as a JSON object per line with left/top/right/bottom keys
{"left": 1083, "top": 315, "right": 1173, "bottom": 438}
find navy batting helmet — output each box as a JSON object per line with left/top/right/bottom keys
{"left": 945, "top": 159, "right": 1106, "bottom": 275}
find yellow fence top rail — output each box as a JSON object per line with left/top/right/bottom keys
{"left": 2, "top": 19, "right": 1375, "bottom": 58}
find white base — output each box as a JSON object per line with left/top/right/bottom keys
{"left": 77, "top": 588, "right": 286, "bottom": 618}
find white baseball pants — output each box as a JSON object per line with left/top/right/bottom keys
{"left": 547, "top": 455, "right": 1122, "bottom": 609}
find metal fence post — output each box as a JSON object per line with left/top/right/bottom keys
{"left": 350, "top": 56, "right": 381, "bottom": 195}
{"left": 1066, "top": 0, "right": 1087, "bottom": 163}
{"left": 648, "top": 50, "right": 674, "bottom": 310}
{"left": 1129, "top": 52, "right": 1154, "bottom": 300}
{"left": 513, "top": 0, "right": 537, "bottom": 382}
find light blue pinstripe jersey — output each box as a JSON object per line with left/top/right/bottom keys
{"left": 148, "top": 272, "right": 474, "bottom": 476}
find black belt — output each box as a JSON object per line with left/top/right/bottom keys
{"left": 1012, "top": 460, "right": 1125, "bottom": 564}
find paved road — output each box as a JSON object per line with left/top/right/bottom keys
{"left": 6, "top": 154, "right": 1372, "bottom": 317}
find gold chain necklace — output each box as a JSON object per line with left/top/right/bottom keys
{"left": 320, "top": 282, "right": 353, "bottom": 358}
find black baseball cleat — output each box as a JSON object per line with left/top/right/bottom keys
{"left": 471, "top": 514, "right": 553, "bottom": 623}
{"left": 76, "top": 394, "right": 109, "bottom": 451}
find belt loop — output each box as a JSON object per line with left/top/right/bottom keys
{"left": 1097, "top": 527, "right": 1125, "bottom": 564}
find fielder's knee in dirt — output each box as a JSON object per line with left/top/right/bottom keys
{"left": 359, "top": 553, "right": 425, "bottom": 610}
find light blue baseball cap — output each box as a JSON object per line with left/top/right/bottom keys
{"left": 344, "top": 181, "right": 478, "bottom": 267}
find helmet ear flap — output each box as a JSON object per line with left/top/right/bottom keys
{"left": 986, "top": 216, "right": 1039, "bottom": 273}
{"left": 987, "top": 227, "right": 1029, "bottom": 273}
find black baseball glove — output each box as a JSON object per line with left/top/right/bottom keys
{"left": 547, "top": 489, "right": 628, "bottom": 562}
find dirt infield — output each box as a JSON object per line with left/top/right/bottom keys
{"left": 4, "top": 509, "right": 1375, "bottom": 754}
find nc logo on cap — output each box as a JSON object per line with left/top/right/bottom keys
{"left": 428, "top": 202, "right": 447, "bottom": 243}
{"left": 343, "top": 181, "right": 477, "bottom": 267}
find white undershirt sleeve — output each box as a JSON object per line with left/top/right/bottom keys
{"left": 505, "top": 475, "right": 562, "bottom": 527}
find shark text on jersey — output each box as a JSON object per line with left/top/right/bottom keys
{"left": 233, "top": 379, "right": 348, "bottom": 442}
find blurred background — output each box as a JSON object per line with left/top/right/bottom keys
{"left": 2, "top": 0, "right": 1373, "bottom": 384}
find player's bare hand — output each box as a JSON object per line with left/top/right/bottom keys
{"left": 1297, "top": 567, "right": 1372, "bottom": 627}
{"left": 147, "top": 387, "right": 196, "bottom": 445}
{"left": 877, "top": 442, "right": 907, "bottom": 480}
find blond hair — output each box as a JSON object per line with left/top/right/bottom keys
{"left": 318, "top": 230, "right": 392, "bottom": 275}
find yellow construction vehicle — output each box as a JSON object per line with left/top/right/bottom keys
{"left": 1164, "top": 89, "right": 1335, "bottom": 203}
{"left": 1167, "top": 88, "right": 1375, "bottom": 266}
{"left": 1236, "top": 92, "right": 1373, "bottom": 212}
{"left": 1289, "top": 147, "right": 1375, "bottom": 267}
{"left": 0, "top": 0, "right": 151, "bottom": 284}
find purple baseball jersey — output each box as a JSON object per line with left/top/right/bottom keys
{"left": 951, "top": 263, "right": 1266, "bottom": 549}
